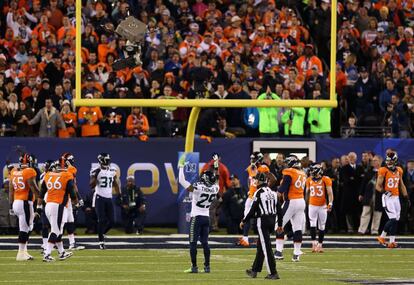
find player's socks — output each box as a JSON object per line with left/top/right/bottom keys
{"left": 42, "top": 238, "right": 48, "bottom": 249}
{"left": 318, "top": 230, "right": 325, "bottom": 244}
{"left": 380, "top": 231, "right": 387, "bottom": 238}
{"left": 68, "top": 234, "right": 75, "bottom": 245}
{"left": 242, "top": 236, "right": 249, "bottom": 243}
{"left": 56, "top": 242, "right": 64, "bottom": 254}
{"left": 190, "top": 242, "right": 197, "bottom": 269}
{"left": 46, "top": 242, "right": 54, "bottom": 256}
{"left": 293, "top": 242, "right": 302, "bottom": 255}
{"left": 202, "top": 243, "right": 210, "bottom": 268}
{"left": 18, "top": 243, "right": 25, "bottom": 252}
{"left": 389, "top": 236, "right": 396, "bottom": 243}
{"left": 276, "top": 238, "right": 284, "bottom": 252}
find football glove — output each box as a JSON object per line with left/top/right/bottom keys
{"left": 212, "top": 153, "right": 219, "bottom": 169}
{"left": 9, "top": 209, "right": 15, "bottom": 216}
{"left": 77, "top": 199, "right": 84, "bottom": 208}
{"left": 178, "top": 153, "right": 187, "bottom": 168}
{"left": 36, "top": 205, "right": 43, "bottom": 216}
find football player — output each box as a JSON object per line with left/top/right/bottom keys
{"left": 9, "top": 153, "right": 40, "bottom": 261}
{"left": 178, "top": 153, "right": 220, "bottom": 274}
{"left": 275, "top": 155, "right": 307, "bottom": 262}
{"left": 39, "top": 160, "right": 55, "bottom": 254}
{"left": 376, "top": 152, "right": 409, "bottom": 248}
{"left": 90, "top": 153, "right": 120, "bottom": 249}
{"left": 238, "top": 152, "right": 276, "bottom": 247}
{"left": 61, "top": 153, "right": 85, "bottom": 250}
{"left": 305, "top": 164, "right": 333, "bottom": 253}
{"left": 39, "top": 158, "right": 76, "bottom": 262}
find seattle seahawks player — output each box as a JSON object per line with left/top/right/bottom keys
{"left": 90, "top": 153, "right": 120, "bottom": 249}
{"left": 178, "top": 154, "right": 220, "bottom": 274}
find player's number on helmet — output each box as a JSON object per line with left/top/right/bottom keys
{"left": 196, "top": 193, "right": 215, "bottom": 209}
{"left": 309, "top": 186, "right": 323, "bottom": 197}
{"left": 294, "top": 175, "right": 306, "bottom": 189}
{"left": 386, "top": 177, "right": 399, "bottom": 189}
{"left": 46, "top": 177, "right": 62, "bottom": 190}
{"left": 12, "top": 177, "right": 25, "bottom": 190}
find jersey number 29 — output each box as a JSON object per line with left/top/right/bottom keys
{"left": 196, "top": 193, "right": 216, "bottom": 208}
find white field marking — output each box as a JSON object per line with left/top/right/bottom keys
{"left": 164, "top": 241, "right": 230, "bottom": 245}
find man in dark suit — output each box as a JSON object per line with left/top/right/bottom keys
{"left": 340, "top": 152, "right": 363, "bottom": 233}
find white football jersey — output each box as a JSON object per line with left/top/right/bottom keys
{"left": 191, "top": 181, "right": 219, "bottom": 217}
{"left": 90, "top": 167, "right": 117, "bottom": 198}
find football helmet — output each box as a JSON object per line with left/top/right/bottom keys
{"left": 29, "top": 154, "right": 38, "bottom": 168}
{"left": 98, "top": 153, "right": 111, "bottom": 166}
{"left": 250, "top": 151, "right": 264, "bottom": 165}
{"left": 385, "top": 152, "right": 398, "bottom": 171}
{"left": 61, "top": 152, "right": 75, "bottom": 167}
{"left": 200, "top": 170, "right": 216, "bottom": 186}
{"left": 309, "top": 163, "right": 323, "bottom": 178}
{"left": 256, "top": 172, "right": 268, "bottom": 186}
{"left": 19, "top": 153, "right": 32, "bottom": 168}
{"left": 43, "top": 160, "right": 55, "bottom": 172}
{"left": 285, "top": 155, "right": 301, "bottom": 168}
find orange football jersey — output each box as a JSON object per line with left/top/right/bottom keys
{"left": 378, "top": 166, "right": 403, "bottom": 196}
{"left": 45, "top": 171, "right": 74, "bottom": 205}
{"left": 10, "top": 168, "right": 37, "bottom": 201}
{"left": 282, "top": 168, "right": 306, "bottom": 200}
{"left": 67, "top": 165, "right": 77, "bottom": 177}
{"left": 306, "top": 176, "right": 332, "bottom": 206}
{"left": 247, "top": 164, "right": 270, "bottom": 198}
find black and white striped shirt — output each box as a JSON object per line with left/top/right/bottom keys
{"left": 243, "top": 186, "right": 283, "bottom": 226}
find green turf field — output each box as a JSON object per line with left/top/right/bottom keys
{"left": 0, "top": 248, "right": 413, "bottom": 284}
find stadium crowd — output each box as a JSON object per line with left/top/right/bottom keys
{"left": 0, "top": 0, "right": 413, "bottom": 139}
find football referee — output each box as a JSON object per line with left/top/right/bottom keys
{"left": 240, "top": 172, "right": 283, "bottom": 280}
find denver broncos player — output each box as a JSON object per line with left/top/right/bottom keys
{"left": 39, "top": 158, "right": 77, "bottom": 262}
{"left": 238, "top": 152, "right": 276, "bottom": 247}
{"left": 376, "top": 152, "right": 409, "bottom": 248}
{"left": 275, "top": 155, "right": 307, "bottom": 262}
{"left": 305, "top": 164, "right": 333, "bottom": 253}
{"left": 9, "top": 153, "right": 40, "bottom": 261}
{"left": 90, "top": 153, "right": 120, "bottom": 249}
{"left": 61, "top": 153, "right": 85, "bottom": 250}
{"left": 39, "top": 160, "right": 55, "bottom": 254}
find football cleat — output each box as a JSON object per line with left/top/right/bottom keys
{"left": 59, "top": 251, "right": 73, "bottom": 261}
{"left": 43, "top": 255, "right": 55, "bottom": 262}
{"left": 99, "top": 242, "right": 106, "bottom": 250}
{"left": 203, "top": 266, "right": 210, "bottom": 273}
{"left": 292, "top": 254, "right": 300, "bottom": 262}
{"left": 16, "top": 252, "right": 32, "bottom": 261}
{"left": 184, "top": 266, "right": 198, "bottom": 273}
{"left": 69, "top": 243, "right": 85, "bottom": 251}
{"left": 245, "top": 269, "right": 257, "bottom": 278}
{"left": 274, "top": 251, "right": 284, "bottom": 260}
{"left": 377, "top": 236, "right": 387, "bottom": 247}
{"left": 236, "top": 238, "right": 250, "bottom": 247}
{"left": 312, "top": 242, "right": 318, "bottom": 253}
{"left": 265, "top": 274, "right": 280, "bottom": 280}
{"left": 387, "top": 242, "right": 399, "bottom": 249}
{"left": 316, "top": 244, "right": 324, "bottom": 253}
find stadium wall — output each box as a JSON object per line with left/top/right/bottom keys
{"left": 1, "top": 138, "right": 413, "bottom": 225}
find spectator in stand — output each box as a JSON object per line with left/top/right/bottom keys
{"left": 78, "top": 94, "right": 103, "bottom": 137}
{"left": 385, "top": 94, "right": 411, "bottom": 138}
{"left": 58, "top": 100, "right": 77, "bottom": 138}
{"left": 101, "top": 107, "right": 126, "bottom": 138}
{"left": 280, "top": 102, "right": 306, "bottom": 137}
{"left": 257, "top": 88, "right": 280, "bottom": 137}
{"left": 14, "top": 101, "right": 33, "bottom": 137}
{"left": 308, "top": 91, "right": 332, "bottom": 138}
{"left": 126, "top": 107, "right": 149, "bottom": 141}
{"left": 26, "top": 98, "right": 65, "bottom": 137}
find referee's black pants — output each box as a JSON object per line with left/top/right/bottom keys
{"left": 252, "top": 215, "right": 277, "bottom": 275}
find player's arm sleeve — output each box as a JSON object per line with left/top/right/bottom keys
{"left": 67, "top": 180, "right": 76, "bottom": 200}
{"left": 243, "top": 192, "right": 260, "bottom": 223}
{"left": 276, "top": 200, "right": 283, "bottom": 227}
{"left": 376, "top": 169, "right": 385, "bottom": 192}
{"left": 89, "top": 168, "right": 100, "bottom": 189}
{"left": 278, "top": 175, "right": 292, "bottom": 193}
{"left": 178, "top": 166, "right": 191, "bottom": 190}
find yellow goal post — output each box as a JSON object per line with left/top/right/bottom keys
{"left": 74, "top": 0, "right": 337, "bottom": 152}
